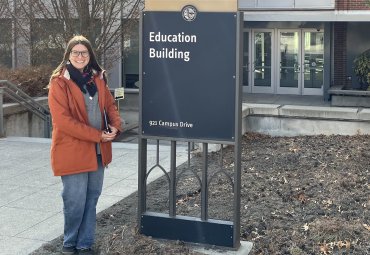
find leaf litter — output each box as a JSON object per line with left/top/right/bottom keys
{"left": 32, "top": 133, "right": 370, "bottom": 254}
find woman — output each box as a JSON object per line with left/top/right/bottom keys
{"left": 48, "top": 35, "right": 122, "bottom": 254}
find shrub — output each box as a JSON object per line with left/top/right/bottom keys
{"left": 0, "top": 65, "right": 53, "bottom": 103}
{"left": 353, "top": 49, "right": 370, "bottom": 90}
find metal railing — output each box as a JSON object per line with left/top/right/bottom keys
{"left": 0, "top": 80, "right": 51, "bottom": 138}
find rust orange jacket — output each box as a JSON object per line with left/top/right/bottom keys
{"left": 48, "top": 68, "right": 122, "bottom": 176}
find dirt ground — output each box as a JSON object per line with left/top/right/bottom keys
{"left": 32, "top": 133, "right": 370, "bottom": 255}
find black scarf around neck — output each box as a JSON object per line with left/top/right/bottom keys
{"left": 67, "top": 63, "right": 97, "bottom": 98}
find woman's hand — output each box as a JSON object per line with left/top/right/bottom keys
{"left": 108, "top": 124, "right": 119, "bottom": 136}
{"left": 101, "top": 125, "right": 119, "bottom": 142}
{"left": 101, "top": 131, "right": 115, "bottom": 143}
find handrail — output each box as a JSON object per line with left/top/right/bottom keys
{"left": 0, "top": 80, "right": 51, "bottom": 138}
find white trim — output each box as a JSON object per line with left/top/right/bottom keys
{"left": 301, "top": 30, "right": 324, "bottom": 96}
{"left": 243, "top": 10, "right": 370, "bottom": 22}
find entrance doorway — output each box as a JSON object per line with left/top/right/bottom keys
{"left": 243, "top": 29, "right": 324, "bottom": 95}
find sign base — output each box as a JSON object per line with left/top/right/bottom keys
{"left": 140, "top": 212, "right": 235, "bottom": 247}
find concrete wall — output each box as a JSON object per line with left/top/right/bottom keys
{"left": 3, "top": 99, "right": 370, "bottom": 138}
{"left": 244, "top": 116, "right": 370, "bottom": 136}
{"left": 242, "top": 103, "right": 370, "bottom": 136}
{"left": 2, "top": 92, "right": 136, "bottom": 138}
{"left": 3, "top": 98, "right": 49, "bottom": 137}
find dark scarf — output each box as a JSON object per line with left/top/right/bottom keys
{"left": 66, "top": 63, "right": 97, "bottom": 98}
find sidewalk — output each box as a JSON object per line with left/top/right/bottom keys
{"left": 0, "top": 137, "right": 189, "bottom": 255}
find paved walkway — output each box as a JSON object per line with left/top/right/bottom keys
{"left": 0, "top": 137, "right": 189, "bottom": 255}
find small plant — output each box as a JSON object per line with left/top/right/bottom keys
{"left": 353, "top": 49, "right": 370, "bottom": 90}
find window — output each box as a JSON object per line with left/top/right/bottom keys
{"left": 69, "top": 18, "right": 102, "bottom": 48}
{"left": 122, "top": 19, "right": 139, "bottom": 88}
{"left": 0, "top": 19, "right": 12, "bottom": 68}
{"left": 30, "top": 19, "right": 64, "bottom": 66}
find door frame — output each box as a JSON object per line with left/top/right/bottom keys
{"left": 277, "top": 29, "right": 302, "bottom": 95}
{"left": 251, "top": 29, "right": 275, "bottom": 94}
{"left": 301, "top": 29, "right": 324, "bottom": 96}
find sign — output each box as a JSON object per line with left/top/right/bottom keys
{"left": 139, "top": 0, "right": 242, "bottom": 249}
{"left": 142, "top": 10, "right": 237, "bottom": 142}
{"left": 114, "top": 87, "right": 124, "bottom": 100}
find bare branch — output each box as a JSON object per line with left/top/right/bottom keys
{"left": 5, "top": 0, "right": 144, "bottom": 67}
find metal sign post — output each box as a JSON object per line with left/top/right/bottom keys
{"left": 138, "top": 0, "right": 242, "bottom": 249}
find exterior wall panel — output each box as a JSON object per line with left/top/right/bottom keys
{"left": 239, "top": 0, "right": 335, "bottom": 10}
{"left": 333, "top": 23, "right": 347, "bottom": 88}
{"left": 254, "top": 0, "right": 294, "bottom": 8}
{"left": 295, "top": 0, "right": 335, "bottom": 9}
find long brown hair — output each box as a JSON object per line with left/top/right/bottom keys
{"left": 50, "top": 35, "right": 104, "bottom": 81}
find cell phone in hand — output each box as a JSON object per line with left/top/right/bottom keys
{"left": 103, "top": 109, "right": 112, "bottom": 133}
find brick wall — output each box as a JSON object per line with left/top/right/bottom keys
{"left": 333, "top": 23, "right": 349, "bottom": 87}
{"left": 336, "top": 0, "right": 370, "bottom": 10}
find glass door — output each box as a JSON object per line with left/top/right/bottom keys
{"left": 252, "top": 30, "right": 274, "bottom": 93}
{"left": 278, "top": 30, "right": 300, "bottom": 94}
{"left": 302, "top": 30, "right": 324, "bottom": 95}
{"left": 246, "top": 28, "right": 324, "bottom": 96}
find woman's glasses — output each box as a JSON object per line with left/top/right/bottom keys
{"left": 70, "top": 50, "right": 89, "bottom": 58}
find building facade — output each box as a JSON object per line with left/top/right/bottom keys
{"left": 1, "top": 0, "right": 370, "bottom": 100}
{"left": 239, "top": 0, "right": 370, "bottom": 100}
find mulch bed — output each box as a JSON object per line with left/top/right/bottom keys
{"left": 32, "top": 133, "right": 370, "bottom": 255}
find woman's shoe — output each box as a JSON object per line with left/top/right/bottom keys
{"left": 62, "top": 246, "right": 77, "bottom": 254}
{"left": 78, "top": 248, "right": 93, "bottom": 255}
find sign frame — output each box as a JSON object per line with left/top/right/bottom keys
{"left": 138, "top": 2, "right": 243, "bottom": 249}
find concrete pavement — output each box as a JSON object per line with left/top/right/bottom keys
{"left": 0, "top": 137, "right": 189, "bottom": 255}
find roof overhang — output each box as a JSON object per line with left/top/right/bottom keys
{"left": 243, "top": 10, "right": 370, "bottom": 22}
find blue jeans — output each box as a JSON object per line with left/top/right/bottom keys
{"left": 61, "top": 155, "right": 104, "bottom": 250}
